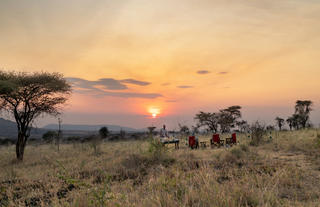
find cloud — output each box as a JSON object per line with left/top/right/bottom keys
{"left": 177, "top": 85, "right": 193, "bottom": 89}
{"left": 67, "top": 77, "right": 162, "bottom": 99}
{"left": 67, "top": 77, "right": 127, "bottom": 90}
{"left": 94, "top": 90, "right": 162, "bottom": 99}
{"left": 96, "top": 78, "right": 128, "bottom": 90}
{"left": 197, "top": 70, "right": 210, "bottom": 74}
{"left": 162, "top": 82, "right": 171, "bottom": 86}
{"left": 218, "top": 71, "right": 228, "bottom": 75}
{"left": 120, "top": 79, "right": 150, "bottom": 86}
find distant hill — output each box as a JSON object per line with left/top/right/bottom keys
{"left": 0, "top": 118, "right": 46, "bottom": 139}
{"left": 0, "top": 118, "right": 17, "bottom": 138}
{"left": 0, "top": 118, "right": 145, "bottom": 140}
{"left": 43, "top": 124, "right": 141, "bottom": 133}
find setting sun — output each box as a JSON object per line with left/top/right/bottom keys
{"left": 148, "top": 107, "right": 160, "bottom": 118}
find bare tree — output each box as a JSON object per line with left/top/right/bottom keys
{"left": 147, "top": 126, "right": 156, "bottom": 138}
{"left": 0, "top": 71, "right": 71, "bottom": 161}
{"left": 178, "top": 124, "right": 190, "bottom": 136}
{"left": 236, "top": 120, "right": 249, "bottom": 133}
{"left": 191, "top": 124, "right": 200, "bottom": 134}
{"left": 275, "top": 117, "right": 285, "bottom": 131}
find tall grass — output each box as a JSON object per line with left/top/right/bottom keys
{"left": 0, "top": 129, "right": 320, "bottom": 206}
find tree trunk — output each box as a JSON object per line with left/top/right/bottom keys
{"left": 16, "top": 132, "right": 26, "bottom": 161}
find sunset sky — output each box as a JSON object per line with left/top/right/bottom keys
{"left": 0, "top": 0, "right": 319, "bottom": 129}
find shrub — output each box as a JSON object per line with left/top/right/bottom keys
{"left": 42, "top": 131, "right": 57, "bottom": 143}
{"left": 250, "top": 121, "right": 266, "bottom": 146}
{"left": 0, "top": 138, "right": 14, "bottom": 146}
{"left": 116, "top": 144, "right": 175, "bottom": 183}
{"left": 87, "top": 135, "right": 102, "bottom": 155}
{"left": 217, "top": 144, "right": 255, "bottom": 168}
{"left": 99, "top": 127, "right": 109, "bottom": 139}
{"left": 147, "top": 139, "right": 168, "bottom": 160}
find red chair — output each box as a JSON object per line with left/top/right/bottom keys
{"left": 231, "top": 133, "right": 237, "bottom": 145}
{"left": 189, "top": 136, "right": 198, "bottom": 149}
{"left": 211, "top": 134, "right": 224, "bottom": 148}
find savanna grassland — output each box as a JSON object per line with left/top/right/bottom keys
{"left": 1, "top": 129, "right": 320, "bottom": 207}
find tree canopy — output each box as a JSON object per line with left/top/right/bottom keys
{"left": 99, "top": 126, "right": 109, "bottom": 139}
{"left": 195, "top": 106, "right": 242, "bottom": 133}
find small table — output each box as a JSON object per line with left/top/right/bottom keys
{"left": 161, "top": 139, "right": 180, "bottom": 149}
{"left": 200, "top": 141, "right": 207, "bottom": 148}
{"left": 225, "top": 138, "right": 232, "bottom": 145}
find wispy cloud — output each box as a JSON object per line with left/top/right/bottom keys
{"left": 67, "top": 77, "right": 162, "bottom": 99}
{"left": 67, "top": 77, "right": 127, "bottom": 90}
{"left": 120, "top": 79, "right": 150, "bottom": 86}
{"left": 177, "top": 85, "right": 193, "bottom": 89}
{"left": 218, "top": 71, "right": 228, "bottom": 75}
{"left": 197, "top": 70, "right": 210, "bottom": 74}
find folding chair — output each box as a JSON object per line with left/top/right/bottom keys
{"left": 210, "top": 134, "right": 224, "bottom": 148}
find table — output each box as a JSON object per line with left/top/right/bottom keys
{"left": 225, "top": 138, "right": 232, "bottom": 145}
{"left": 161, "top": 139, "right": 180, "bottom": 149}
{"left": 200, "top": 141, "right": 207, "bottom": 148}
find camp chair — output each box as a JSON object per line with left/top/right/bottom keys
{"left": 211, "top": 134, "right": 224, "bottom": 148}
{"left": 231, "top": 133, "right": 238, "bottom": 145}
{"left": 189, "top": 136, "right": 198, "bottom": 149}
{"left": 225, "top": 133, "right": 239, "bottom": 146}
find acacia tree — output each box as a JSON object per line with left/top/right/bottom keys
{"left": 275, "top": 117, "right": 285, "bottom": 131}
{"left": 194, "top": 111, "right": 219, "bottom": 133}
{"left": 218, "top": 106, "right": 242, "bottom": 133}
{"left": 0, "top": 71, "right": 71, "bottom": 161}
{"left": 286, "top": 117, "right": 294, "bottom": 130}
{"left": 295, "top": 100, "right": 313, "bottom": 128}
{"left": 291, "top": 114, "right": 301, "bottom": 130}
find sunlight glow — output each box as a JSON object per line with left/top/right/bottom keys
{"left": 149, "top": 107, "right": 160, "bottom": 118}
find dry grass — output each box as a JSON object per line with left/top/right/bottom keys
{"left": 1, "top": 130, "right": 320, "bottom": 206}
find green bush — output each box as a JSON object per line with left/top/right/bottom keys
{"left": 147, "top": 139, "right": 168, "bottom": 161}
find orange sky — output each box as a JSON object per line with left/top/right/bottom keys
{"left": 0, "top": 0, "right": 319, "bottom": 129}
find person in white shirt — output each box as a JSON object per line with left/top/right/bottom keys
{"left": 160, "top": 125, "right": 169, "bottom": 138}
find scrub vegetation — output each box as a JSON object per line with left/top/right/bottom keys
{"left": 1, "top": 129, "right": 320, "bottom": 207}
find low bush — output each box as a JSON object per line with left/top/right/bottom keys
{"left": 114, "top": 140, "right": 175, "bottom": 184}
{"left": 250, "top": 121, "right": 267, "bottom": 146}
